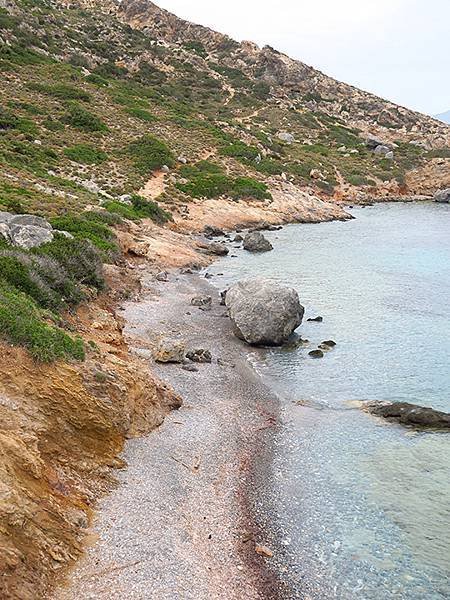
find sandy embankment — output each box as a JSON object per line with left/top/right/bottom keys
{"left": 53, "top": 272, "right": 289, "bottom": 600}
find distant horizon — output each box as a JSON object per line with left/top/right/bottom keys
{"left": 156, "top": 0, "right": 450, "bottom": 118}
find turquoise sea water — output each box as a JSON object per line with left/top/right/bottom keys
{"left": 210, "top": 203, "right": 450, "bottom": 599}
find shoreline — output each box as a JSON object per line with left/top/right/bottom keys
{"left": 52, "top": 270, "right": 291, "bottom": 599}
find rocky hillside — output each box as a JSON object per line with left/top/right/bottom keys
{"left": 0, "top": 0, "right": 449, "bottom": 597}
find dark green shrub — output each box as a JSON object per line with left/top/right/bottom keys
{"left": 231, "top": 177, "right": 271, "bottom": 200}
{"left": 48, "top": 216, "right": 118, "bottom": 260}
{"left": 0, "top": 254, "right": 55, "bottom": 309}
{"left": 0, "top": 281, "right": 85, "bottom": 362}
{"left": 128, "top": 135, "right": 175, "bottom": 174}
{"left": 35, "top": 234, "right": 105, "bottom": 289}
{"left": 125, "top": 107, "right": 157, "bottom": 122}
{"left": 64, "top": 144, "right": 108, "bottom": 164}
{"left": 85, "top": 73, "right": 109, "bottom": 87}
{"left": 183, "top": 41, "right": 207, "bottom": 58}
{"left": 63, "top": 103, "right": 108, "bottom": 132}
{"left": 221, "top": 141, "right": 260, "bottom": 161}
{"left": 104, "top": 195, "right": 171, "bottom": 224}
{"left": 28, "top": 82, "right": 91, "bottom": 102}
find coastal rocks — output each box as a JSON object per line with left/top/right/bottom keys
{"left": 0, "top": 212, "right": 56, "bottom": 249}
{"left": 154, "top": 339, "right": 186, "bottom": 363}
{"left": 365, "top": 401, "right": 450, "bottom": 430}
{"left": 243, "top": 231, "right": 273, "bottom": 253}
{"left": 434, "top": 188, "right": 450, "bottom": 203}
{"left": 186, "top": 348, "right": 212, "bottom": 363}
{"left": 307, "top": 316, "right": 323, "bottom": 322}
{"left": 308, "top": 349, "right": 324, "bottom": 358}
{"left": 206, "top": 242, "right": 229, "bottom": 256}
{"left": 190, "top": 295, "right": 212, "bottom": 309}
{"left": 225, "top": 278, "right": 304, "bottom": 346}
{"left": 204, "top": 224, "right": 225, "bottom": 238}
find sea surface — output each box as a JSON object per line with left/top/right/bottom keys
{"left": 209, "top": 203, "right": 450, "bottom": 599}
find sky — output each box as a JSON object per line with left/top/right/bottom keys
{"left": 156, "top": 0, "right": 450, "bottom": 117}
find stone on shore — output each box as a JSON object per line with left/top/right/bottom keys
{"left": 186, "top": 349, "right": 212, "bottom": 363}
{"left": 225, "top": 278, "right": 304, "bottom": 346}
{"left": 206, "top": 242, "right": 229, "bottom": 256}
{"left": 191, "top": 295, "right": 212, "bottom": 308}
{"left": 434, "top": 188, "right": 450, "bottom": 203}
{"left": 365, "top": 401, "right": 450, "bottom": 429}
{"left": 243, "top": 231, "right": 273, "bottom": 253}
{"left": 154, "top": 339, "right": 186, "bottom": 363}
{"left": 204, "top": 225, "right": 225, "bottom": 238}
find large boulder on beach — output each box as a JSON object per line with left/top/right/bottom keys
{"left": 243, "top": 231, "right": 273, "bottom": 253}
{"left": 225, "top": 278, "right": 304, "bottom": 346}
{"left": 365, "top": 401, "right": 450, "bottom": 430}
{"left": 434, "top": 188, "right": 450, "bottom": 203}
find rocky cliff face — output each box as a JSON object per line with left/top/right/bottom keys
{"left": 115, "top": 0, "right": 449, "bottom": 148}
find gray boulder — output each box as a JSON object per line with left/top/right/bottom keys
{"left": 243, "top": 231, "right": 273, "bottom": 253}
{"left": 434, "top": 188, "right": 450, "bottom": 203}
{"left": 225, "top": 278, "right": 304, "bottom": 346}
{"left": 277, "top": 132, "right": 295, "bottom": 144}
{"left": 366, "top": 136, "right": 386, "bottom": 150}
{"left": 9, "top": 225, "right": 54, "bottom": 249}
{"left": 0, "top": 212, "right": 14, "bottom": 224}
{"left": 9, "top": 214, "right": 52, "bottom": 230}
{"left": 207, "top": 242, "right": 229, "bottom": 256}
{"left": 0, "top": 223, "right": 11, "bottom": 242}
{"left": 374, "top": 144, "right": 392, "bottom": 156}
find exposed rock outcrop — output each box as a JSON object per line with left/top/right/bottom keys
{"left": 243, "top": 231, "right": 273, "bottom": 252}
{"left": 365, "top": 401, "right": 450, "bottom": 429}
{"left": 225, "top": 278, "right": 304, "bottom": 346}
{"left": 434, "top": 188, "right": 450, "bottom": 203}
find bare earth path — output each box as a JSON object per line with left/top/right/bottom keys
{"left": 53, "top": 271, "right": 287, "bottom": 600}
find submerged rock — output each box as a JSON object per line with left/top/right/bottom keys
{"left": 243, "top": 231, "right": 273, "bottom": 253}
{"left": 308, "top": 349, "right": 324, "bottom": 358}
{"left": 307, "top": 316, "right": 323, "bottom": 322}
{"left": 365, "top": 401, "right": 450, "bottom": 429}
{"left": 225, "top": 278, "right": 304, "bottom": 346}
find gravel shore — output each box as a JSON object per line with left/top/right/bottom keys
{"left": 53, "top": 269, "right": 289, "bottom": 599}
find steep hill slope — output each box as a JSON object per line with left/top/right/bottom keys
{"left": 0, "top": 0, "right": 449, "bottom": 597}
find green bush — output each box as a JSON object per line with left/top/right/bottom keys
{"left": 28, "top": 82, "right": 91, "bottom": 102}
{"left": 176, "top": 161, "right": 271, "bottom": 200}
{"left": 128, "top": 135, "right": 175, "bottom": 174}
{"left": 183, "top": 41, "right": 207, "bottom": 58}
{"left": 0, "top": 281, "right": 85, "bottom": 362}
{"left": 125, "top": 107, "right": 157, "bottom": 122}
{"left": 49, "top": 216, "right": 118, "bottom": 259}
{"left": 85, "top": 73, "right": 109, "bottom": 87}
{"left": 104, "top": 195, "right": 171, "bottom": 224}
{"left": 34, "top": 234, "right": 105, "bottom": 290}
{"left": 64, "top": 144, "right": 108, "bottom": 164}
{"left": 220, "top": 141, "right": 260, "bottom": 161}
{"left": 63, "top": 103, "right": 108, "bottom": 132}
{"left": 231, "top": 177, "right": 271, "bottom": 200}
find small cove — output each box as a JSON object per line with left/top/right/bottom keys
{"left": 209, "top": 202, "right": 450, "bottom": 599}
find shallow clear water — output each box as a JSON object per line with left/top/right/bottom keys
{"left": 210, "top": 203, "right": 450, "bottom": 599}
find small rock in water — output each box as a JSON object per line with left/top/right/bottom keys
{"left": 322, "top": 340, "right": 336, "bottom": 347}
{"left": 206, "top": 241, "right": 229, "bottom": 256}
{"left": 307, "top": 316, "right": 323, "bottom": 322}
{"left": 309, "top": 349, "right": 324, "bottom": 358}
{"left": 186, "top": 349, "right": 212, "bottom": 363}
{"left": 243, "top": 231, "right": 273, "bottom": 253}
